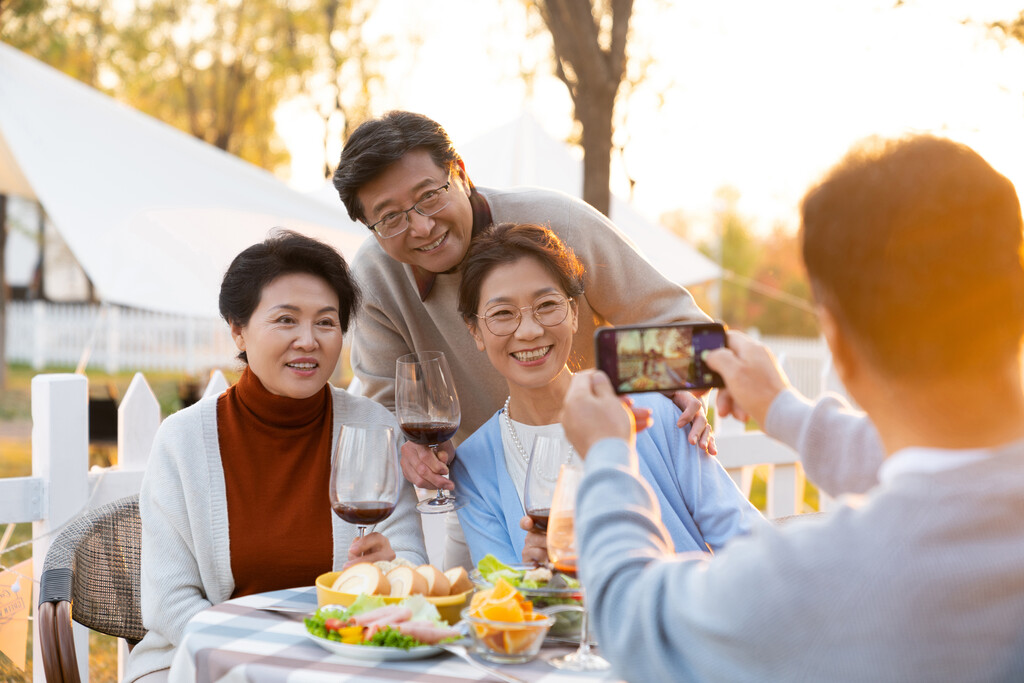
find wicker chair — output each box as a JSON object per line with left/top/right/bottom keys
{"left": 37, "top": 494, "right": 146, "bottom": 683}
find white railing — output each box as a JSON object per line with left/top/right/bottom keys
{"left": 713, "top": 336, "right": 846, "bottom": 518}
{"left": 5, "top": 301, "right": 235, "bottom": 374}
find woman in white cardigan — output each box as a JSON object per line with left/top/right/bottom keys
{"left": 126, "top": 231, "right": 427, "bottom": 683}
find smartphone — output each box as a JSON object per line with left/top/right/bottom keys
{"left": 594, "top": 322, "right": 727, "bottom": 394}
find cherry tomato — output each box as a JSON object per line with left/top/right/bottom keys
{"left": 324, "top": 618, "right": 345, "bottom": 632}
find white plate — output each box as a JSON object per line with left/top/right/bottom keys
{"left": 303, "top": 631, "right": 443, "bottom": 661}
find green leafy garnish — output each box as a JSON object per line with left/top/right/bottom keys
{"left": 477, "top": 554, "right": 580, "bottom": 589}
{"left": 366, "top": 626, "right": 422, "bottom": 649}
{"left": 304, "top": 607, "right": 349, "bottom": 642}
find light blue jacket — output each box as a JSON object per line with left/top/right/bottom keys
{"left": 452, "top": 392, "right": 765, "bottom": 566}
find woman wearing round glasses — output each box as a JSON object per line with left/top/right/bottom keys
{"left": 451, "top": 223, "right": 764, "bottom": 566}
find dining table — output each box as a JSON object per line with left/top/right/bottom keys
{"left": 168, "top": 585, "right": 624, "bottom": 683}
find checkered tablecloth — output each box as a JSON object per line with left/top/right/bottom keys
{"left": 168, "top": 586, "right": 622, "bottom": 683}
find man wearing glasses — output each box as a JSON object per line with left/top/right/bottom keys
{"left": 332, "top": 111, "right": 712, "bottom": 568}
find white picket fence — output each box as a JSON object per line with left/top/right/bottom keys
{"left": 5, "top": 301, "right": 235, "bottom": 373}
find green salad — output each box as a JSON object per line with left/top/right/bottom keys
{"left": 303, "top": 594, "right": 449, "bottom": 649}
{"left": 477, "top": 554, "right": 581, "bottom": 591}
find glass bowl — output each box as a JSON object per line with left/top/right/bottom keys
{"left": 460, "top": 607, "right": 556, "bottom": 664}
{"left": 469, "top": 566, "right": 583, "bottom": 639}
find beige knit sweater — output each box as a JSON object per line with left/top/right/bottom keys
{"left": 348, "top": 185, "right": 711, "bottom": 444}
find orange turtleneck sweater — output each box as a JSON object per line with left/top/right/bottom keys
{"left": 217, "top": 366, "right": 334, "bottom": 597}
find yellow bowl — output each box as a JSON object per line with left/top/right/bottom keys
{"left": 315, "top": 571, "right": 472, "bottom": 625}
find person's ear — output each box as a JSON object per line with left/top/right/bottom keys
{"left": 454, "top": 159, "right": 472, "bottom": 189}
{"left": 467, "top": 319, "right": 486, "bottom": 352}
{"left": 230, "top": 321, "right": 247, "bottom": 352}
{"left": 818, "top": 305, "right": 857, "bottom": 386}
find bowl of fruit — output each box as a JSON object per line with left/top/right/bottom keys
{"left": 470, "top": 554, "right": 583, "bottom": 639}
{"left": 461, "top": 578, "right": 556, "bottom": 664}
{"left": 316, "top": 559, "right": 473, "bottom": 626}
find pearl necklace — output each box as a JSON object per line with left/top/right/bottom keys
{"left": 501, "top": 395, "right": 575, "bottom": 463}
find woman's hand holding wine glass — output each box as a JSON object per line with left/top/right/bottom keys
{"left": 330, "top": 423, "right": 401, "bottom": 566}
{"left": 520, "top": 435, "right": 576, "bottom": 563}
{"left": 396, "top": 351, "right": 464, "bottom": 514}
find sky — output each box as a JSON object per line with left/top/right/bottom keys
{"left": 276, "top": 0, "right": 1024, "bottom": 239}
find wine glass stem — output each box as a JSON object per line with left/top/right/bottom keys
{"left": 357, "top": 525, "right": 366, "bottom": 539}
{"left": 578, "top": 590, "right": 592, "bottom": 656}
{"left": 431, "top": 445, "right": 451, "bottom": 501}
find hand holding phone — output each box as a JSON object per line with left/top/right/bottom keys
{"left": 595, "top": 322, "right": 727, "bottom": 395}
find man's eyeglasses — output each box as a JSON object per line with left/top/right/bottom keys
{"left": 474, "top": 296, "right": 574, "bottom": 336}
{"left": 367, "top": 178, "right": 452, "bottom": 239}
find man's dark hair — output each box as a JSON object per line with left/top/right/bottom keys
{"left": 219, "top": 229, "right": 361, "bottom": 363}
{"left": 801, "top": 135, "right": 1024, "bottom": 378}
{"left": 333, "top": 111, "right": 464, "bottom": 225}
{"left": 458, "top": 222, "right": 585, "bottom": 322}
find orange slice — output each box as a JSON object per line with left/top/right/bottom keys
{"left": 503, "top": 626, "right": 542, "bottom": 654}
{"left": 479, "top": 598, "right": 524, "bottom": 623}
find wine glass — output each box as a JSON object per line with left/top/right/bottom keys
{"left": 329, "top": 423, "right": 400, "bottom": 540}
{"left": 524, "top": 435, "right": 575, "bottom": 533}
{"left": 546, "top": 463, "right": 610, "bottom": 671}
{"left": 395, "top": 351, "right": 463, "bottom": 514}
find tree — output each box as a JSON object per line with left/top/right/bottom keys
{"left": 530, "top": 0, "right": 635, "bottom": 215}
{"left": 0, "top": 0, "right": 378, "bottom": 172}
{"left": 305, "top": 0, "right": 384, "bottom": 179}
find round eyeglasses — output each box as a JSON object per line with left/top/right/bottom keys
{"left": 475, "top": 296, "right": 574, "bottom": 336}
{"left": 367, "top": 179, "right": 452, "bottom": 239}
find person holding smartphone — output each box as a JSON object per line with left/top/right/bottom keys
{"left": 563, "top": 136, "right": 1024, "bottom": 681}
{"left": 450, "top": 222, "right": 764, "bottom": 566}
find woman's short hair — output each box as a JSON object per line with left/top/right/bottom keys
{"left": 458, "top": 223, "right": 585, "bottom": 322}
{"left": 219, "top": 230, "right": 361, "bottom": 362}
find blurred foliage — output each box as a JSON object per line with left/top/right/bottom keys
{"left": 0, "top": 0, "right": 381, "bottom": 175}
{"left": 665, "top": 188, "right": 820, "bottom": 337}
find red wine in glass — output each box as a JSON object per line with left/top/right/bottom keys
{"left": 329, "top": 424, "right": 400, "bottom": 540}
{"left": 527, "top": 507, "right": 550, "bottom": 532}
{"left": 400, "top": 421, "right": 459, "bottom": 446}
{"left": 331, "top": 501, "right": 396, "bottom": 526}
{"left": 525, "top": 435, "right": 573, "bottom": 536}
{"left": 396, "top": 351, "right": 463, "bottom": 514}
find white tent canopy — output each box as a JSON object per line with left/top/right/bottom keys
{"left": 0, "top": 42, "right": 367, "bottom": 318}
{"left": 457, "top": 113, "right": 721, "bottom": 287}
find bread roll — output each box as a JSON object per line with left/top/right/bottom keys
{"left": 444, "top": 566, "right": 473, "bottom": 595}
{"left": 332, "top": 563, "right": 390, "bottom": 596}
{"left": 386, "top": 566, "right": 428, "bottom": 597}
{"left": 415, "top": 565, "right": 451, "bottom": 597}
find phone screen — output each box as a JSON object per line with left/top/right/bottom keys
{"left": 595, "top": 323, "right": 726, "bottom": 394}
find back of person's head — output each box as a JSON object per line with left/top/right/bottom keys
{"left": 333, "top": 111, "right": 464, "bottom": 224}
{"left": 801, "top": 135, "right": 1024, "bottom": 380}
{"left": 457, "top": 222, "right": 585, "bottom": 321}
{"left": 219, "top": 229, "right": 361, "bottom": 350}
